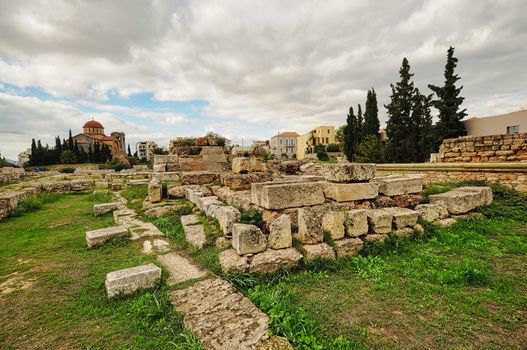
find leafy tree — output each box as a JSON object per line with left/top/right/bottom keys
{"left": 412, "top": 91, "right": 435, "bottom": 162}
{"left": 205, "top": 131, "right": 227, "bottom": 147}
{"left": 336, "top": 125, "right": 346, "bottom": 143}
{"left": 316, "top": 150, "right": 329, "bottom": 161}
{"left": 429, "top": 46, "right": 467, "bottom": 149}
{"left": 363, "top": 88, "right": 380, "bottom": 138}
{"left": 355, "top": 135, "right": 384, "bottom": 163}
{"left": 326, "top": 143, "right": 340, "bottom": 152}
{"left": 344, "top": 106, "right": 359, "bottom": 161}
{"left": 60, "top": 150, "right": 78, "bottom": 164}
{"left": 314, "top": 144, "right": 326, "bottom": 153}
{"left": 153, "top": 146, "right": 168, "bottom": 155}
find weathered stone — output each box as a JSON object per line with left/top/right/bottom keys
{"left": 322, "top": 211, "right": 345, "bottom": 239}
{"left": 302, "top": 243, "right": 336, "bottom": 261}
{"left": 345, "top": 209, "right": 369, "bottom": 237}
{"left": 232, "top": 157, "right": 251, "bottom": 173}
{"left": 232, "top": 223, "right": 267, "bottom": 255}
{"left": 323, "top": 182, "right": 379, "bottom": 202}
{"left": 180, "top": 171, "right": 219, "bottom": 185}
{"left": 214, "top": 206, "right": 241, "bottom": 235}
{"left": 364, "top": 234, "right": 387, "bottom": 242}
{"left": 144, "top": 205, "right": 179, "bottom": 218}
{"left": 392, "top": 194, "right": 424, "bottom": 208}
{"left": 385, "top": 207, "right": 419, "bottom": 229}
{"left": 170, "top": 278, "right": 269, "bottom": 349}
{"left": 153, "top": 238, "right": 170, "bottom": 252}
{"left": 167, "top": 185, "right": 187, "bottom": 198}
{"left": 436, "top": 217, "right": 457, "bottom": 227}
{"left": 221, "top": 172, "right": 274, "bottom": 191}
{"left": 394, "top": 227, "right": 414, "bottom": 238}
{"left": 415, "top": 201, "right": 449, "bottom": 222}
{"left": 296, "top": 207, "right": 324, "bottom": 244}
{"left": 196, "top": 196, "right": 222, "bottom": 212}
{"left": 429, "top": 186, "right": 492, "bottom": 214}
{"left": 181, "top": 214, "right": 200, "bottom": 226}
{"left": 157, "top": 253, "right": 207, "bottom": 285}
{"left": 215, "top": 236, "right": 232, "bottom": 249}
{"left": 71, "top": 179, "right": 95, "bottom": 192}
{"left": 184, "top": 224, "right": 207, "bottom": 249}
{"left": 105, "top": 263, "right": 161, "bottom": 298}
{"left": 148, "top": 178, "right": 162, "bottom": 203}
{"left": 372, "top": 175, "right": 423, "bottom": 196}
{"left": 93, "top": 202, "right": 119, "bottom": 216}
{"left": 186, "top": 188, "right": 203, "bottom": 204}
{"left": 413, "top": 223, "right": 425, "bottom": 237}
{"left": 86, "top": 226, "right": 128, "bottom": 248}
{"left": 257, "top": 336, "right": 294, "bottom": 350}
{"left": 321, "top": 163, "right": 376, "bottom": 183}
{"left": 333, "top": 238, "right": 363, "bottom": 257}
{"left": 219, "top": 249, "right": 249, "bottom": 273}
{"left": 366, "top": 209, "right": 393, "bottom": 234}
{"left": 249, "top": 248, "right": 303, "bottom": 274}
{"left": 252, "top": 181, "right": 325, "bottom": 209}
{"left": 268, "top": 214, "right": 293, "bottom": 249}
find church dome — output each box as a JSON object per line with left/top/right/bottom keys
{"left": 83, "top": 120, "right": 103, "bottom": 129}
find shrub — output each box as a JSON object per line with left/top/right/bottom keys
{"left": 355, "top": 135, "right": 384, "bottom": 163}
{"left": 326, "top": 143, "right": 340, "bottom": 152}
{"left": 240, "top": 208, "right": 264, "bottom": 229}
{"left": 260, "top": 151, "right": 276, "bottom": 162}
{"left": 111, "top": 163, "right": 130, "bottom": 172}
{"left": 59, "top": 167, "right": 75, "bottom": 174}
{"left": 316, "top": 150, "right": 329, "bottom": 161}
{"left": 313, "top": 144, "right": 326, "bottom": 153}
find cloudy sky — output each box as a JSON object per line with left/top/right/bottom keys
{"left": 1, "top": 0, "right": 526, "bottom": 160}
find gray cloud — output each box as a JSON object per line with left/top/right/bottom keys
{"left": 1, "top": 0, "right": 526, "bottom": 159}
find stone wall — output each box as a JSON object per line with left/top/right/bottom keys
{"left": 376, "top": 163, "right": 527, "bottom": 193}
{"left": 439, "top": 133, "right": 527, "bottom": 162}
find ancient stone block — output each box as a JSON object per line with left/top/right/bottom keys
{"left": 71, "top": 179, "right": 95, "bottom": 192}
{"left": 302, "top": 243, "right": 336, "bottom": 261}
{"left": 333, "top": 238, "right": 363, "bottom": 257}
{"left": 321, "top": 163, "right": 376, "bottom": 183}
{"left": 394, "top": 227, "right": 414, "bottom": 238}
{"left": 86, "top": 226, "right": 128, "bottom": 248}
{"left": 268, "top": 214, "right": 293, "bottom": 249}
{"left": 364, "top": 234, "right": 387, "bottom": 242}
{"left": 322, "top": 211, "right": 345, "bottom": 239}
{"left": 345, "top": 209, "right": 368, "bottom": 237}
{"left": 167, "top": 185, "right": 187, "bottom": 198}
{"left": 249, "top": 248, "right": 303, "bottom": 274}
{"left": 196, "top": 196, "right": 222, "bottom": 212}
{"left": 181, "top": 171, "right": 219, "bottom": 185}
{"left": 148, "top": 178, "right": 162, "bottom": 203}
{"left": 415, "top": 201, "right": 449, "bottom": 222}
{"left": 232, "top": 157, "right": 251, "bottom": 173}
{"left": 93, "top": 202, "right": 120, "bottom": 216}
{"left": 184, "top": 224, "right": 207, "bottom": 249}
{"left": 372, "top": 175, "right": 423, "bottom": 196}
{"left": 232, "top": 223, "right": 267, "bottom": 255}
{"left": 221, "top": 172, "right": 274, "bottom": 191}
{"left": 219, "top": 249, "right": 249, "bottom": 274}
{"left": 105, "top": 263, "right": 161, "bottom": 298}
{"left": 323, "top": 182, "right": 378, "bottom": 202}
{"left": 214, "top": 206, "right": 241, "bottom": 235}
{"left": 181, "top": 214, "right": 200, "bottom": 226}
{"left": 296, "top": 207, "right": 324, "bottom": 244}
{"left": 429, "top": 186, "right": 492, "bottom": 214}
{"left": 157, "top": 253, "right": 206, "bottom": 285}
{"left": 385, "top": 207, "right": 419, "bottom": 229}
{"left": 366, "top": 209, "right": 393, "bottom": 234}
{"left": 254, "top": 182, "right": 325, "bottom": 209}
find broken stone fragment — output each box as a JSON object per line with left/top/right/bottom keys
{"left": 345, "top": 209, "right": 369, "bottom": 237}
{"left": 428, "top": 186, "right": 492, "bottom": 214}
{"left": 219, "top": 248, "right": 249, "bottom": 274}
{"left": 184, "top": 224, "right": 207, "bottom": 249}
{"left": 249, "top": 248, "right": 303, "bottom": 274}
{"left": 296, "top": 207, "right": 324, "bottom": 244}
{"left": 93, "top": 202, "right": 120, "bottom": 216}
{"left": 322, "top": 211, "right": 345, "bottom": 239}
{"left": 105, "top": 263, "right": 161, "bottom": 298}
{"left": 333, "top": 238, "right": 363, "bottom": 257}
{"left": 366, "top": 209, "right": 393, "bottom": 234}
{"left": 268, "top": 214, "right": 293, "bottom": 249}
{"left": 321, "top": 163, "right": 376, "bottom": 183}
{"left": 385, "top": 207, "right": 419, "bottom": 229}
{"left": 371, "top": 175, "right": 423, "bottom": 196}
{"left": 415, "top": 201, "right": 449, "bottom": 222}
{"left": 148, "top": 178, "right": 162, "bottom": 203}
{"left": 214, "top": 206, "right": 241, "bottom": 235}
{"left": 181, "top": 214, "right": 200, "bottom": 226}
{"left": 302, "top": 243, "right": 336, "bottom": 262}
{"left": 86, "top": 226, "right": 128, "bottom": 248}
{"left": 232, "top": 223, "right": 267, "bottom": 255}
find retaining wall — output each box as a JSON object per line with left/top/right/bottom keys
{"left": 439, "top": 133, "right": 527, "bottom": 162}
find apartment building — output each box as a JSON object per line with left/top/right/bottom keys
{"left": 270, "top": 132, "right": 299, "bottom": 159}
{"left": 136, "top": 141, "right": 157, "bottom": 160}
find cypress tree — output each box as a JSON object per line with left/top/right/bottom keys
{"left": 127, "top": 144, "right": 132, "bottom": 157}
{"left": 429, "top": 46, "right": 467, "bottom": 149}
{"left": 30, "top": 138, "right": 37, "bottom": 166}
{"left": 94, "top": 143, "right": 101, "bottom": 163}
{"left": 88, "top": 144, "right": 94, "bottom": 163}
{"left": 54, "top": 136, "right": 62, "bottom": 163}
{"left": 356, "top": 104, "right": 364, "bottom": 144}
{"left": 68, "top": 130, "right": 74, "bottom": 151}
{"left": 344, "top": 106, "right": 359, "bottom": 162}
{"left": 363, "top": 88, "right": 380, "bottom": 138}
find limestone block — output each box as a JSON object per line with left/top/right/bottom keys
{"left": 323, "top": 182, "right": 379, "bottom": 202}
{"left": 333, "top": 238, "right": 363, "bottom": 257}
{"left": 214, "top": 206, "right": 241, "bottom": 235}
{"left": 180, "top": 171, "right": 219, "bottom": 185}
{"left": 345, "top": 209, "right": 368, "bottom": 237}
{"left": 385, "top": 207, "right": 419, "bottom": 229}
{"left": 181, "top": 214, "right": 200, "bottom": 226}
{"left": 322, "top": 211, "right": 345, "bottom": 239}
{"left": 255, "top": 182, "right": 325, "bottom": 209}
{"left": 394, "top": 227, "right": 414, "bottom": 238}
{"left": 219, "top": 249, "right": 249, "bottom": 274}
{"left": 153, "top": 155, "right": 168, "bottom": 164}
{"left": 296, "top": 207, "right": 324, "bottom": 244}
{"left": 415, "top": 201, "right": 449, "bottom": 222}
{"left": 366, "top": 209, "right": 393, "bottom": 234}
{"left": 184, "top": 224, "right": 207, "bottom": 249}
{"left": 321, "top": 163, "right": 376, "bottom": 183}
{"left": 364, "top": 234, "right": 387, "bottom": 242}
{"left": 429, "top": 186, "right": 492, "bottom": 214}
{"left": 105, "top": 263, "right": 161, "bottom": 298}
{"left": 372, "top": 175, "right": 423, "bottom": 196}
{"left": 148, "top": 178, "right": 162, "bottom": 203}
{"left": 232, "top": 223, "right": 267, "bottom": 255}
{"left": 86, "top": 226, "right": 128, "bottom": 248}
{"left": 268, "top": 214, "right": 293, "bottom": 249}
{"left": 302, "top": 243, "right": 336, "bottom": 262}
{"left": 205, "top": 203, "right": 222, "bottom": 218}
{"left": 196, "top": 196, "right": 222, "bottom": 211}
{"left": 93, "top": 202, "right": 120, "bottom": 216}
{"left": 249, "top": 248, "right": 303, "bottom": 274}
{"left": 71, "top": 179, "right": 95, "bottom": 192}
{"left": 157, "top": 253, "right": 206, "bottom": 285}
{"left": 167, "top": 185, "right": 187, "bottom": 198}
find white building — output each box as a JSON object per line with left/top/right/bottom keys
{"left": 270, "top": 132, "right": 299, "bottom": 159}
{"left": 136, "top": 141, "right": 157, "bottom": 160}
{"left": 18, "top": 149, "right": 31, "bottom": 166}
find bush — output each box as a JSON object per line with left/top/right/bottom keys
{"left": 240, "top": 208, "right": 264, "bottom": 229}
{"left": 314, "top": 144, "right": 326, "bottom": 153}
{"left": 355, "top": 135, "right": 384, "bottom": 163}
{"left": 326, "top": 143, "right": 340, "bottom": 152}
{"left": 59, "top": 167, "right": 75, "bottom": 174}
{"left": 111, "top": 163, "right": 130, "bottom": 172}
{"left": 316, "top": 150, "right": 329, "bottom": 161}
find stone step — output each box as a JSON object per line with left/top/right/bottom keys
{"left": 105, "top": 263, "right": 161, "bottom": 298}
{"left": 183, "top": 224, "right": 207, "bottom": 249}
{"left": 157, "top": 253, "right": 207, "bottom": 285}
{"left": 170, "top": 277, "right": 270, "bottom": 350}
{"left": 86, "top": 226, "right": 128, "bottom": 248}
{"left": 93, "top": 202, "right": 120, "bottom": 216}
{"left": 181, "top": 214, "right": 200, "bottom": 226}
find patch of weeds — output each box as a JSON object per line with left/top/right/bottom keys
{"left": 121, "top": 186, "right": 148, "bottom": 212}
{"left": 239, "top": 208, "right": 264, "bottom": 229}
{"left": 87, "top": 190, "right": 113, "bottom": 203}
{"left": 434, "top": 259, "right": 492, "bottom": 286}
{"left": 350, "top": 255, "right": 386, "bottom": 281}
{"left": 10, "top": 192, "right": 64, "bottom": 217}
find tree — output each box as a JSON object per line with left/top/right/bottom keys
{"left": 344, "top": 106, "right": 359, "bottom": 161}
{"left": 429, "top": 46, "right": 467, "bottom": 149}
{"left": 205, "top": 132, "right": 228, "bottom": 147}
{"left": 355, "top": 135, "right": 384, "bottom": 163}
{"left": 54, "top": 136, "right": 62, "bottom": 163}
{"left": 336, "top": 125, "right": 346, "bottom": 144}
{"left": 60, "top": 150, "right": 77, "bottom": 164}
{"left": 357, "top": 104, "right": 364, "bottom": 144}
{"left": 363, "top": 88, "right": 380, "bottom": 138}
{"left": 413, "top": 91, "right": 435, "bottom": 162}
{"left": 30, "top": 138, "right": 37, "bottom": 165}
{"left": 127, "top": 144, "right": 132, "bottom": 157}
{"left": 88, "top": 144, "right": 94, "bottom": 163}
{"left": 68, "top": 129, "right": 74, "bottom": 151}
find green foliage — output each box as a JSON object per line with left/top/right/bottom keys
{"left": 10, "top": 192, "right": 64, "bottom": 217}
{"left": 354, "top": 135, "right": 384, "bottom": 163}
{"left": 111, "top": 162, "right": 130, "bottom": 172}
{"left": 205, "top": 131, "right": 228, "bottom": 147}
{"left": 316, "top": 150, "right": 329, "bottom": 161}
{"left": 344, "top": 106, "right": 359, "bottom": 161}
{"left": 326, "top": 143, "right": 340, "bottom": 152}
{"left": 59, "top": 167, "right": 75, "bottom": 173}
{"left": 260, "top": 151, "right": 276, "bottom": 162}
{"left": 314, "top": 144, "right": 327, "bottom": 153}
{"left": 0, "top": 155, "right": 14, "bottom": 167}
{"left": 239, "top": 208, "right": 264, "bottom": 229}
{"left": 363, "top": 88, "right": 380, "bottom": 138}
{"left": 59, "top": 149, "right": 78, "bottom": 164}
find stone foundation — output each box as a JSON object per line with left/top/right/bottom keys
{"left": 439, "top": 133, "right": 527, "bottom": 162}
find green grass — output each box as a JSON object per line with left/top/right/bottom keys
{"left": 0, "top": 193, "right": 201, "bottom": 350}
{"left": 230, "top": 183, "right": 527, "bottom": 349}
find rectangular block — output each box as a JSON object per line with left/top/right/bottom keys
{"left": 366, "top": 209, "right": 393, "bottom": 234}
{"left": 372, "top": 175, "right": 423, "bottom": 196}
{"left": 105, "top": 263, "right": 161, "bottom": 298}
{"left": 429, "top": 186, "right": 492, "bottom": 214}
{"left": 345, "top": 209, "right": 368, "bottom": 237}
{"left": 232, "top": 223, "right": 267, "bottom": 255}
{"left": 93, "top": 202, "right": 120, "bottom": 216}
{"left": 181, "top": 214, "right": 200, "bottom": 226}
{"left": 86, "top": 226, "right": 129, "bottom": 248}
{"left": 255, "top": 182, "right": 325, "bottom": 210}
{"left": 321, "top": 163, "right": 376, "bottom": 183}
{"left": 323, "top": 182, "right": 378, "bottom": 202}
{"left": 385, "top": 207, "right": 419, "bottom": 229}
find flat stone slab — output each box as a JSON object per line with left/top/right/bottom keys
{"left": 105, "top": 263, "right": 161, "bottom": 298}
{"left": 252, "top": 181, "right": 325, "bottom": 209}
{"left": 181, "top": 214, "right": 200, "bottom": 227}
{"left": 93, "top": 202, "right": 120, "bottom": 216}
{"left": 372, "top": 175, "right": 423, "bottom": 196}
{"left": 184, "top": 224, "right": 207, "bottom": 249}
{"left": 86, "top": 226, "right": 128, "bottom": 248}
{"left": 429, "top": 186, "right": 492, "bottom": 214}
{"left": 323, "top": 182, "right": 379, "bottom": 202}
{"left": 321, "top": 163, "right": 375, "bottom": 183}
{"left": 157, "top": 253, "right": 207, "bottom": 285}
{"left": 170, "top": 277, "right": 270, "bottom": 349}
